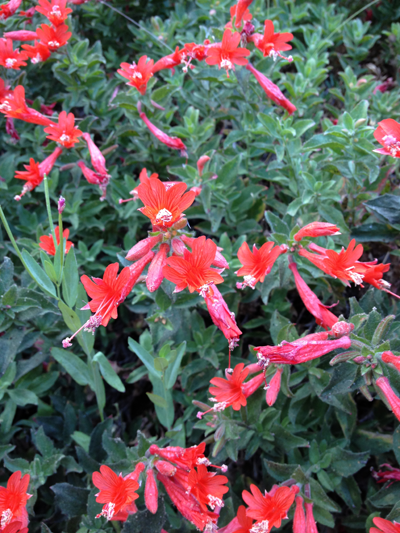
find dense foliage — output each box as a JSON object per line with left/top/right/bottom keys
{"left": 1, "top": 0, "right": 400, "bottom": 532}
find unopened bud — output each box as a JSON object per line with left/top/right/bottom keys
{"left": 58, "top": 195, "right": 66, "bottom": 213}
{"left": 146, "top": 243, "right": 169, "bottom": 293}
{"left": 171, "top": 237, "right": 187, "bottom": 256}
{"left": 154, "top": 460, "right": 177, "bottom": 477}
{"left": 172, "top": 217, "right": 188, "bottom": 230}
{"left": 197, "top": 155, "right": 210, "bottom": 177}
{"left": 145, "top": 469, "right": 158, "bottom": 514}
{"left": 126, "top": 234, "right": 162, "bottom": 261}
{"left": 266, "top": 367, "right": 283, "bottom": 407}
{"left": 190, "top": 186, "right": 202, "bottom": 197}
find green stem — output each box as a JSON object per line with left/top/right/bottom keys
{"left": 43, "top": 175, "right": 57, "bottom": 250}
{"left": 327, "top": 0, "right": 380, "bottom": 41}
{"left": 0, "top": 206, "right": 30, "bottom": 271}
{"left": 58, "top": 209, "right": 65, "bottom": 282}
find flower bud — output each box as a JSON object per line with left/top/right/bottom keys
{"left": 242, "top": 372, "right": 264, "bottom": 398}
{"left": 154, "top": 460, "right": 177, "bottom": 477}
{"left": 266, "top": 367, "right": 283, "bottom": 406}
{"left": 126, "top": 234, "right": 162, "bottom": 261}
{"left": 82, "top": 132, "right": 108, "bottom": 176}
{"left": 172, "top": 217, "right": 188, "bottom": 230}
{"left": 171, "top": 237, "right": 186, "bottom": 256}
{"left": 294, "top": 222, "right": 341, "bottom": 242}
{"left": 4, "top": 30, "right": 38, "bottom": 40}
{"left": 212, "top": 250, "right": 229, "bottom": 269}
{"left": 305, "top": 502, "right": 318, "bottom": 533}
{"left": 376, "top": 377, "right": 400, "bottom": 422}
{"left": 330, "top": 321, "right": 354, "bottom": 338}
{"left": 119, "top": 251, "right": 155, "bottom": 301}
{"left": 58, "top": 195, "right": 65, "bottom": 213}
{"left": 145, "top": 469, "right": 158, "bottom": 514}
{"left": 146, "top": 243, "right": 170, "bottom": 292}
{"left": 197, "top": 155, "right": 210, "bottom": 176}
{"left": 190, "top": 186, "right": 202, "bottom": 197}
{"left": 293, "top": 495, "right": 306, "bottom": 533}
{"left": 125, "top": 461, "right": 145, "bottom": 482}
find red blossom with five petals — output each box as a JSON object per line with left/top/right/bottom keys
{"left": 236, "top": 241, "right": 285, "bottom": 289}
{"left": 118, "top": 55, "right": 154, "bottom": 95}
{"left": 209, "top": 363, "right": 249, "bottom": 410}
{"left": 374, "top": 119, "right": 400, "bottom": 158}
{"left": 250, "top": 19, "right": 293, "bottom": 59}
{"left": 21, "top": 40, "right": 51, "bottom": 63}
{"left": 39, "top": 225, "right": 73, "bottom": 256}
{"left": 205, "top": 29, "right": 250, "bottom": 76}
{"left": 242, "top": 484, "right": 297, "bottom": 531}
{"left": 44, "top": 110, "right": 82, "bottom": 148}
{"left": 0, "top": 38, "right": 27, "bottom": 69}
{"left": 35, "top": 0, "right": 72, "bottom": 26}
{"left": 187, "top": 465, "right": 229, "bottom": 512}
{"left": 0, "top": 471, "right": 31, "bottom": 530}
{"left": 36, "top": 23, "right": 71, "bottom": 50}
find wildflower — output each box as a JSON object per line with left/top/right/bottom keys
{"left": 126, "top": 235, "right": 163, "bottom": 261}
{"left": 298, "top": 239, "right": 364, "bottom": 286}
{"left": 152, "top": 46, "right": 186, "bottom": 74}
{"left": 0, "top": 0, "right": 21, "bottom": 19}
{"left": 233, "top": 0, "right": 253, "bottom": 28}
{"left": 39, "top": 225, "right": 73, "bottom": 256}
{"left": 374, "top": 119, "right": 400, "bottom": 158}
{"left": 36, "top": 23, "right": 71, "bottom": 50}
{"left": 92, "top": 465, "right": 139, "bottom": 521}
{"left": 35, "top": 0, "right": 72, "bottom": 26}
{"left": 146, "top": 243, "right": 170, "bottom": 292}
{"left": 371, "top": 518, "right": 400, "bottom": 533}
{"left": 14, "top": 147, "right": 63, "bottom": 200}
{"left": 187, "top": 465, "right": 229, "bottom": 512}
{"left": 77, "top": 161, "right": 109, "bottom": 201}
{"left": 250, "top": 20, "right": 293, "bottom": 60}
{"left": 183, "top": 42, "right": 209, "bottom": 62}
{"left": 293, "top": 495, "right": 306, "bottom": 533}
{"left": 293, "top": 222, "right": 341, "bottom": 242}
{"left": 0, "top": 86, "right": 54, "bottom": 126}
{"left": 3, "top": 31, "right": 38, "bottom": 41}
{"left": 154, "top": 461, "right": 177, "bottom": 477}
{"left": 180, "top": 235, "right": 229, "bottom": 269}
{"left": 21, "top": 41, "right": 51, "bottom": 63}
{"left": 81, "top": 132, "right": 108, "bottom": 175}
{"left": 372, "top": 464, "right": 400, "bottom": 486}
{"left": 149, "top": 443, "right": 207, "bottom": 471}
{"left": 0, "top": 39, "right": 27, "bottom": 69}
{"left": 242, "top": 371, "right": 265, "bottom": 397}
{"left": 236, "top": 241, "right": 284, "bottom": 289}
{"left": 266, "top": 367, "right": 283, "bottom": 406}
{"left": 209, "top": 363, "right": 249, "bottom": 411}
{"left": 353, "top": 262, "right": 400, "bottom": 299}
{"left": 304, "top": 502, "right": 318, "bottom": 533}
{"left": 137, "top": 102, "right": 187, "bottom": 156}
{"left": 246, "top": 63, "right": 296, "bottom": 114}
{"left": 44, "top": 111, "right": 82, "bottom": 148}
{"left": 206, "top": 29, "right": 250, "bottom": 76}
{"left": 225, "top": 4, "right": 252, "bottom": 30}
{"left": 118, "top": 56, "right": 154, "bottom": 95}
{"left": 382, "top": 351, "right": 400, "bottom": 373}
{"left": 242, "top": 484, "right": 297, "bottom": 530}
{"left": 144, "top": 469, "right": 158, "bottom": 514}
{"left": 288, "top": 260, "right": 338, "bottom": 330}
{"left": 255, "top": 332, "right": 351, "bottom": 366}
{"left": 136, "top": 175, "right": 195, "bottom": 229}
{"left": 234, "top": 505, "right": 254, "bottom": 533}
{"left": 376, "top": 377, "right": 400, "bottom": 422}
{"left": 197, "top": 155, "right": 210, "bottom": 176}
{"left": 0, "top": 471, "right": 31, "bottom": 530}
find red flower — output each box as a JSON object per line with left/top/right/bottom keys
{"left": 92, "top": 465, "right": 139, "bottom": 521}
{"left": 0, "top": 78, "right": 11, "bottom": 102}
{"left": 293, "top": 222, "right": 340, "bottom": 242}
{"left": 376, "top": 377, "right": 400, "bottom": 423}
{"left": 77, "top": 161, "right": 109, "bottom": 200}
{"left": 293, "top": 495, "right": 306, "bottom": 533}
{"left": 81, "top": 132, "right": 109, "bottom": 176}
{"left": 149, "top": 443, "right": 208, "bottom": 471}
{"left": 288, "top": 260, "right": 338, "bottom": 330}
{"left": 236, "top": 241, "right": 284, "bottom": 289}
{"left": 164, "top": 237, "right": 223, "bottom": 293}
{"left": 0, "top": 0, "right": 21, "bottom": 19}
{"left": 298, "top": 239, "right": 364, "bottom": 286}
{"left": 39, "top": 225, "right": 73, "bottom": 256}
{"left": 374, "top": 119, "right": 400, "bottom": 158}
{"left": 21, "top": 41, "right": 51, "bottom": 63}
{"left": 136, "top": 175, "right": 195, "bottom": 229}
{"left": 371, "top": 518, "right": 400, "bottom": 533}
{"left": 0, "top": 471, "right": 31, "bottom": 530}
{"left": 352, "top": 262, "right": 399, "bottom": 299}
{"left": 225, "top": 4, "right": 252, "bottom": 30}
{"left": 372, "top": 464, "right": 400, "bottom": 486}
{"left": 382, "top": 351, "right": 400, "bottom": 373}
{"left": 126, "top": 234, "right": 163, "bottom": 261}
{"left": 255, "top": 332, "right": 351, "bottom": 366}
{"left": 266, "top": 367, "right": 283, "bottom": 406}
{"left": 205, "top": 29, "right": 250, "bottom": 76}
{"left": 305, "top": 502, "right": 318, "bottom": 533}
{"left": 14, "top": 147, "right": 62, "bottom": 200}
{"left": 250, "top": 20, "right": 293, "bottom": 60}
{"left": 35, "top": 0, "right": 72, "bottom": 26}
{"left": 0, "top": 38, "right": 27, "bottom": 69}
{"left": 144, "top": 470, "right": 158, "bottom": 514}
{"left": 152, "top": 46, "right": 186, "bottom": 74}
{"left": 234, "top": 505, "right": 254, "bottom": 533}
{"left": 232, "top": 0, "right": 253, "bottom": 28}
{"left": 118, "top": 55, "right": 154, "bottom": 95}
{"left": 44, "top": 110, "right": 82, "bottom": 148}
{"left": 180, "top": 234, "right": 229, "bottom": 269}
{"left": 146, "top": 243, "right": 169, "bottom": 293}
{"left": 36, "top": 23, "right": 71, "bottom": 50}
{"left": 3, "top": 31, "right": 38, "bottom": 41}
{"left": 2, "top": 522, "right": 28, "bottom": 533}
{"left": 187, "top": 465, "right": 229, "bottom": 512}
{"left": 0, "top": 85, "right": 54, "bottom": 126}
{"left": 137, "top": 102, "right": 187, "bottom": 156}
{"left": 183, "top": 42, "right": 209, "bottom": 62}
{"left": 209, "top": 363, "right": 249, "bottom": 411}
{"left": 197, "top": 155, "right": 210, "bottom": 176}
{"left": 242, "top": 484, "right": 297, "bottom": 531}
{"left": 246, "top": 62, "right": 296, "bottom": 114}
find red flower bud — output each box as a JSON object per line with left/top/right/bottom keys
{"left": 246, "top": 62, "right": 296, "bottom": 114}
{"left": 119, "top": 251, "right": 155, "bottom": 301}
{"left": 145, "top": 469, "right": 158, "bottom": 514}
{"left": 242, "top": 371, "right": 264, "bottom": 398}
{"left": 154, "top": 460, "right": 177, "bottom": 477}
{"left": 125, "top": 462, "right": 146, "bottom": 482}
{"left": 293, "top": 495, "right": 306, "bottom": 533}
{"left": 266, "top": 367, "right": 283, "bottom": 406}
{"left": 4, "top": 30, "right": 37, "bottom": 40}
{"left": 213, "top": 250, "right": 229, "bottom": 269}
{"left": 171, "top": 237, "right": 186, "bottom": 256}
{"left": 146, "top": 243, "right": 170, "bottom": 292}
{"left": 197, "top": 155, "right": 210, "bottom": 176}
{"left": 330, "top": 321, "right": 354, "bottom": 338}
{"left": 126, "top": 234, "right": 162, "bottom": 261}
{"left": 190, "top": 186, "right": 202, "bottom": 197}
{"left": 82, "top": 132, "right": 108, "bottom": 176}
{"left": 376, "top": 377, "right": 400, "bottom": 422}
{"left": 305, "top": 502, "right": 318, "bottom": 533}
{"left": 294, "top": 222, "right": 341, "bottom": 242}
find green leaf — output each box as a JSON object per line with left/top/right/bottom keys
{"left": 364, "top": 194, "right": 400, "bottom": 226}
{"left": 0, "top": 257, "right": 14, "bottom": 294}
{"left": 122, "top": 498, "right": 166, "bottom": 533}
{"left": 21, "top": 250, "right": 57, "bottom": 298}
{"left": 218, "top": 156, "right": 241, "bottom": 185}
{"left": 71, "top": 431, "right": 91, "bottom": 452}
{"left": 51, "top": 347, "right": 92, "bottom": 387}
{"left": 62, "top": 248, "right": 79, "bottom": 308}
{"left": 164, "top": 342, "right": 186, "bottom": 389}
{"left": 52, "top": 483, "right": 89, "bottom": 518}
{"left": 93, "top": 352, "right": 125, "bottom": 392}
{"left": 147, "top": 392, "right": 168, "bottom": 408}
{"left": 128, "top": 338, "right": 162, "bottom": 379}
{"left": 8, "top": 388, "right": 38, "bottom": 406}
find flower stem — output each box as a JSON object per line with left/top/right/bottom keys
{"left": 43, "top": 174, "right": 57, "bottom": 251}
{"left": 0, "top": 205, "right": 26, "bottom": 266}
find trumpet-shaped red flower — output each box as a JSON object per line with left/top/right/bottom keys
{"left": 246, "top": 62, "right": 296, "bottom": 114}
{"left": 77, "top": 161, "right": 109, "bottom": 200}
{"left": 208, "top": 363, "right": 249, "bottom": 411}
{"left": 0, "top": 38, "right": 27, "bottom": 69}
{"left": 3, "top": 31, "right": 38, "bottom": 41}
{"left": 353, "top": 261, "right": 399, "bottom": 299}
{"left": 187, "top": 465, "right": 229, "bottom": 512}
{"left": 242, "top": 484, "right": 297, "bottom": 531}
{"left": 92, "top": 465, "right": 139, "bottom": 521}
{"left": 44, "top": 111, "right": 82, "bottom": 148}
{"left": 289, "top": 260, "right": 338, "bottom": 330}
{"left": 266, "top": 367, "right": 283, "bottom": 406}
{"left": 152, "top": 46, "right": 186, "bottom": 74}
{"left": 0, "top": 85, "right": 54, "bottom": 126}
{"left": 294, "top": 222, "right": 340, "bottom": 242}
{"left": 136, "top": 175, "right": 195, "bottom": 229}
{"left": 255, "top": 332, "right": 351, "bottom": 367}
{"left": 250, "top": 20, "right": 293, "bottom": 60}
{"left": 118, "top": 56, "right": 154, "bottom": 95}
{"left": 376, "top": 377, "right": 400, "bottom": 423}
{"left": 137, "top": 102, "right": 187, "bottom": 156}
{"left": 236, "top": 241, "right": 284, "bottom": 289}
{"left": 293, "top": 495, "right": 306, "bottom": 533}
{"left": 305, "top": 502, "right": 318, "bottom": 533}
{"left": 82, "top": 132, "right": 108, "bottom": 176}
{"left": 146, "top": 243, "right": 169, "bottom": 292}
{"left": 144, "top": 469, "right": 158, "bottom": 514}
{"left": 149, "top": 443, "right": 208, "bottom": 471}
{"left": 298, "top": 239, "right": 364, "bottom": 286}
{"left": 21, "top": 41, "right": 51, "bottom": 63}
{"left": 0, "top": 0, "right": 22, "bottom": 20}
{"left": 126, "top": 234, "right": 163, "bottom": 261}
{"left": 382, "top": 351, "right": 400, "bottom": 373}
{"left": 39, "top": 225, "right": 73, "bottom": 256}
{"left": 35, "top": 0, "right": 72, "bottom": 26}
{"left": 36, "top": 23, "right": 71, "bottom": 50}
{"left": 14, "top": 147, "right": 62, "bottom": 200}
{"left": 371, "top": 518, "right": 400, "bottom": 533}
{"left": 206, "top": 29, "right": 250, "bottom": 76}
{"left": 233, "top": 0, "right": 253, "bottom": 28}
{"left": 374, "top": 119, "right": 400, "bottom": 158}
{"left": 163, "top": 237, "right": 223, "bottom": 292}
{"left": 0, "top": 471, "right": 31, "bottom": 530}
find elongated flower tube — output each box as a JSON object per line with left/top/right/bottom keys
{"left": 0, "top": 85, "right": 55, "bottom": 126}
{"left": 246, "top": 62, "right": 296, "bottom": 114}
{"left": 233, "top": 0, "right": 253, "bottom": 28}
{"left": 293, "top": 222, "right": 341, "bottom": 242}
{"left": 376, "top": 377, "right": 400, "bottom": 422}
{"left": 154, "top": 461, "right": 177, "bottom": 477}
{"left": 242, "top": 371, "right": 265, "bottom": 397}
{"left": 266, "top": 367, "right": 283, "bottom": 406}
{"left": 137, "top": 102, "right": 187, "bottom": 156}
{"left": 0, "top": 0, "right": 22, "bottom": 19}
{"left": 3, "top": 30, "right": 38, "bottom": 40}
{"left": 144, "top": 469, "right": 158, "bottom": 514}
{"left": 255, "top": 333, "right": 351, "bottom": 367}
{"left": 293, "top": 495, "right": 306, "bottom": 533}
{"left": 14, "top": 146, "right": 62, "bottom": 200}
{"left": 382, "top": 351, "right": 400, "bottom": 373}
{"left": 82, "top": 132, "right": 108, "bottom": 176}
{"left": 197, "top": 155, "right": 210, "bottom": 176}
{"left": 126, "top": 234, "right": 163, "bottom": 261}
{"left": 146, "top": 243, "right": 169, "bottom": 292}
{"left": 304, "top": 502, "right": 318, "bottom": 533}
{"left": 77, "top": 161, "right": 109, "bottom": 201}
{"left": 152, "top": 46, "right": 186, "bottom": 74}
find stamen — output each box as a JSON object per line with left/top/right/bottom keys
{"left": 48, "top": 40, "right": 60, "bottom": 48}
{"left": 59, "top": 134, "right": 70, "bottom": 143}
{"left": 5, "top": 58, "right": 17, "bottom": 68}
{"left": 96, "top": 502, "right": 116, "bottom": 521}
{"left": 31, "top": 54, "right": 43, "bottom": 64}
{"left": 207, "top": 494, "right": 224, "bottom": 510}
{"left": 250, "top": 520, "right": 270, "bottom": 533}
{"left": 155, "top": 208, "right": 173, "bottom": 225}
{"left": 1, "top": 509, "right": 13, "bottom": 528}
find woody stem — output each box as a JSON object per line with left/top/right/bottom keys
{"left": 43, "top": 174, "right": 57, "bottom": 251}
